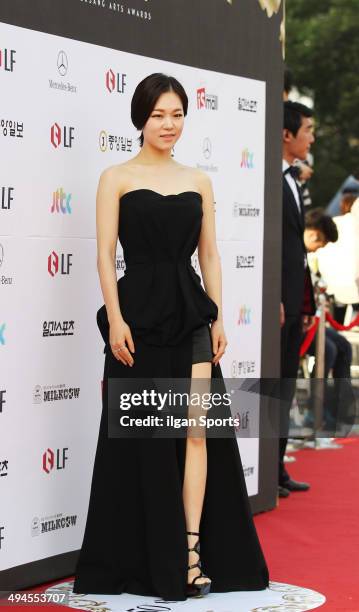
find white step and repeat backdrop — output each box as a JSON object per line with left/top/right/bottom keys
{"left": 0, "top": 21, "right": 265, "bottom": 572}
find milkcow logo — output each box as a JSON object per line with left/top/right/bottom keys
{"left": 0, "top": 48, "right": 16, "bottom": 72}
{"left": 47, "top": 251, "right": 73, "bottom": 276}
{"left": 105, "top": 69, "right": 126, "bottom": 93}
{"left": 50, "top": 123, "right": 75, "bottom": 149}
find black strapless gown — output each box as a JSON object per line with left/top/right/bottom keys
{"left": 73, "top": 190, "right": 269, "bottom": 599}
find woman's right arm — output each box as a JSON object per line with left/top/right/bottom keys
{"left": 96, "top": 167, "right": 135, "bottom": 366}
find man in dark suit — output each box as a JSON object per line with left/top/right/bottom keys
{"left": 279, "top": 101, "right": 316, "bottom": 498}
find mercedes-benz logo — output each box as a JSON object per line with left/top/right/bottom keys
{"left": 57, "top": 50, "right": 68, "bottom": 77}
{"left": 0, "top": 244, "right": 4, "bottom": 268}
{"left": 202, "top": 137, "right": 212, "bottom": 160}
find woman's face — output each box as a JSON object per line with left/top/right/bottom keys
{"left": 142, "top": 91, "right": 185, "bottom": 151}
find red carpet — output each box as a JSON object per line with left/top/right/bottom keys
{"left": 3, "top": 439, "right": 358, "bottom": 611}
{"left": 254, "top": 437, "right": 359, "bottom": 611}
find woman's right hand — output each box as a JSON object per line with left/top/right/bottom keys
{"left": 109, "top": 318, "right": 135, "bottom": 366}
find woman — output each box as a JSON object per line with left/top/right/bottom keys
{"left": 73, "top": 73, "right": 269, "bottom": 600}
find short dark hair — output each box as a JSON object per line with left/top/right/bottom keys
{"left": 131, "top": 73, "right": 188, "bottom": 147}
{"left": 284, "top": 101, "right": 314, "bottom": 137}
{"left": 305, "top": 208, "right": 338, "bottom": 243}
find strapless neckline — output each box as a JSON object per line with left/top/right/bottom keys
{"left": 120, "top": 189, "right": 202, "bottom": 202}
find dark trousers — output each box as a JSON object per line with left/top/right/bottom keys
{"left": 279, "top": 314, "right": 303, "bottom": 485}
{"left": 307, "top": 327, "right": 354, "bottom": 431}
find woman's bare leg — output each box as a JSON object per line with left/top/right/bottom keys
{"left": 182, "top": 360, "right": 211, "bottom": 586}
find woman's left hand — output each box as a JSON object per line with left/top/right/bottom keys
{"left": 211, "top": 319, "right": 228, "bottom": 366}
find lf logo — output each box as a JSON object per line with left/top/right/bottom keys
{"left": 51, "top": 188, "right": 72, "bottom": 214}
{"left": 48, "top": 251, "right": 73, "bottom": 276}
{"left": 50, "top": 123, "right": 75, "bottom": 149}
{"left": 0, "top": 48, "right": 16, "bottom": 72}
{"left": 106, "top": 69, "right": 126, "bottom": 93}
{"left": 42, "top": 448, "right": 69, "bottom": 473}
{"left": 1, "top": 187, "right": 14, "bottom": 210}
{"left": 0, "top": 389, "right": 5, "bottom": 413}
{"left": 240, "top": 148, "right": 254, "bottom": 169}
{"left": 0, "top": 323, "right": 5, "bottom": 345}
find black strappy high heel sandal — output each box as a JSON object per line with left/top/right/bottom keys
{"left": 186, "top": 531, "right": 211, "bottom": 598}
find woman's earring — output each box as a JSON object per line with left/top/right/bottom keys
{"left": 171, "top": 146, "right": 175, "bottom": 158}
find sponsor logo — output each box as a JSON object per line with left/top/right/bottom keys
{"left": 236, "top": 255, "right": 255, "bottom": 269}
{"left": 232, "top": 202, "right": 260, "bottom": 217}
{"left": 0, "top": 323, "right": 5, "bottom": 345}
{"left": 0, "top": 389, "right": 6, "bottom": 412}
{"left": 0, "top": 460, "right": 8, "bottom": 477}
{"left": 0, "top": 244, "right": 13, "bottom": 285}
{"left": 0, "top": 48, "right": 16, "bottom": 72}
{"left": 1, "top": 187, "right": 14, "bottom": 210}
{"left": 0, "top": 119, "right": 23, "bottom": 138}
{"left": 243, "top": 464, "right": 255, "bottom": 478}
{"left": 105, "top": 69, "right": 126, "bottom": 93}
{"left": 48, "top": 251, "right": 73, "bottom": 276}
{"left": 42, "top": 448, "right": 69, "bottom": 473}
{"left": 31, "top": 513, "right": 77, "bottom": 536}
{"left": 202, "top": 137, "right": 212, "bottom": 160}
{"left": 196, "top": 137, "right": 218, "bottom": 173}
{"left": 238, "top": 305, "right": 252, "bottom": 325}
{"left": 231, "top": 359, "right": 256, "bottom": 377}
{"left": 238, "top": 96, "right": 258, "bottom": 113}
{"left": 33, "top": 384, "right": 80, "bottom": 403}
{"left": 49, "top": 51, "right": 77, "bottom": 93}
{"left": 191, "top": 252, "right": 200, "bottom": 274}
{"left": 116, "top": 254, "right": 126, "bottom": 273}
{"left": 51, "top": 188, "right": 72, "bottom": 214}
{"left": 196, "top": 87, "right": 218, "bottom": 110}
{"left": 233, "top": 410, "right": 250, "bottom": 431}
{"left": 0, "top": 526, "right": 4, "bottom": 548}
{"left": 99, "top": 130, "right": 132, "bottom": 152}
{"left": 50, "top": 123, "right": 75, "bottom": 148}
{"left": 240, "top": 148, "right": 254, "bottom": 169}
{"left": 57, "top": 50, "right": 68, "bottom": 76}
{"left": 42, "top": 320, "right": 75, "bottom": 337}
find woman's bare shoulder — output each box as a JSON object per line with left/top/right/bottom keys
{"left": 98, "top": 161, "right": 134, "bottom": 193}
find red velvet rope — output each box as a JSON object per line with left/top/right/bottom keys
{"left": 300, "top": 316, "right": 320, "bottom": 357}
{"left": 299, "top": 311, "right": 359, "bottom": 356}
{"left": 325, "top": 311, "right": 359, "bottom": 331}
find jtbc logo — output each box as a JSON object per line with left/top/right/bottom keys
{"left": 0, "top": 48, "right": 16, "bottom": 72}
{"left": 42, "top": 447, "right": 68, "bottom": 473}
{"left": 238, "top": 305, "right": 251, "bottom": 325}
{"left": 240, "top": 148, "right": 254, "bottom": 169}
{"left": 106, "top": 69, "right": 126, "bottom": 93}
{"left": 0, "top": 389, "right": 6, "bottom": 413}
{"left": 48, "top": 251, "right": 73, "bottom": 276}
{"left": 51, "top": 188, "right": 72, "bottom": 214}
{"left": 1, "top": 187, "right": 14, "bottom": 210}
{"left": 50, "top": 122, "right": 75, "bottom": 148}
{"left": 0, "top": 323, "right": 5, "bottom": 345}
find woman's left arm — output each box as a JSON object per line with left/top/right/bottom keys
{"left": 197, "top": 171, "right": 227, "bottom": 365}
